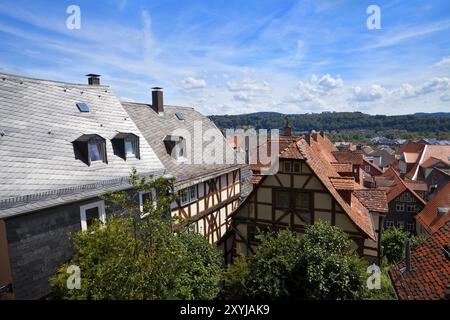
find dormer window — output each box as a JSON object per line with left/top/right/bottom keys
{"left": 163, "top": 135, "right": 187, "bottom": 162}
{"left": 73, "top": 134, "right": 107, "bottom": 166}
{"left": 112, "top": 133, "right": 140, "bottom": 160}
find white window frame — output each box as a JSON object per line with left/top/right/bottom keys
{"left": 397, "top": 221, "right": 405, "bottom": 229}
{"left": 406, "top": 204, "right": 416, "bottom": 213}
{"left": 396, "top": 203, "right": 405, "bottom": 212}
{"left": 80, "top": 200, "right": 106, "bottom": 231}
{"left": 139, "top": 190, "right": 157, "bottom": 218}
{"left": 180, "top": 185, "right": 197, "bottom": 206}
{"left": 386, "top": 220, "right": 394, "bottom": 228}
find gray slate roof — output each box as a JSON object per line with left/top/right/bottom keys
{"left": 0, "top": 73, "right": 165, "bottom": 217}
{"left": 122, "top": 102, "right": 245, "bottom": 189}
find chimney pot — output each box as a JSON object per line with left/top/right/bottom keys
{"left": 86, "top": 74, "right": 101, "bottom": 86}
{"left": 152, "top": 87, "right": 164, "bottom": 114}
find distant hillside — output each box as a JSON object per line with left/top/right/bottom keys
{"left": 209, "top": 112, "right": 450, "bottom": 133}
{"left": 414, "top": 112, "right": 450, "bottom": 118}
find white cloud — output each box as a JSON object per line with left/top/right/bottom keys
{"left": 119, "top": 96, "right": 136, "bottom": 102}
{"left": 353, "top": 85, "right": 387, "bottom": 102}
{"left": 395, "top": 83, "right": 417, "bottom": 99}
{"left": 317, "top": 73, "right": 343, "bottom": 90}
{"left": 440, "top": 93, "right": 450, "bottom": 101}
{"left": 227, "top": 78, "right": 271, "bottom": 93}
{"left": 434, "top": 56, "right": 450, "bottom": 67}
{"left": 416, "top": 77, "right": 450, "bottom": 95}
{"left": 182, "top": 77, "right": 207, "bottom": 90}
{"left": 233, "top": 92, "right": 253, "bottom": 102}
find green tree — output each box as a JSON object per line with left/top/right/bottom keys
{"left": 221, "top": 222, "right": 385, "bottom": 300}
{"left": 50, "top": 169, "right": 222, "bottom": 300}
{"left": 245, "top": 230, "right": 302, "bottom": 299}
{"left": 220, "top": 254, "right": 250, "bottom": 300}
{"left": 289, "top": 222, "right": 364, "bottom": 300}
{"left": 381, "top": 227, "right": 426, "bottom": 264}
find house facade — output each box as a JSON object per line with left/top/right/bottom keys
{"left": 224, "top": 132, "right": 384, "bottom": 263}
{"left": 122, "top": 91, "right": 251, "bottom": 245}
{"left": 378, "top": 169, "right": 426, "bottom": 233}
{"left": 0, "top": 74, "right": 166, "bottom": 299}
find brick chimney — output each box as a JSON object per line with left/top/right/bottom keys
{"left": 152, "top": 87, "right": 164, "bottom": 114}
{"left": 86, "top": 74, "right": 101, "bottom": 86}
{"left": 284, "top": 119, "right": 292, "bottom": 136}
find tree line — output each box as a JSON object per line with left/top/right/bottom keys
{"left": 209, "top": 112, "right": 450, "bottom": 139}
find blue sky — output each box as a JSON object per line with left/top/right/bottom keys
{"left": 0, "top": 0, "right": 449, "bottom": 115}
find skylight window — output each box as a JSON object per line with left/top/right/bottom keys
{"left": 76, "top": 102, "right": 90, "bottom": 112}
{"left": 175, "top": 112, "right": 185, "bottom": 121}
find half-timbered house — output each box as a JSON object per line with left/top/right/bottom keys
{"left": 122, "top": 90, "right": 251, "bottom": 244}
{"left": 376, "top": 168, "right": 426, "bottom": 234}
{"left": 224, "top": 132, "right": 386, "bottom": 263}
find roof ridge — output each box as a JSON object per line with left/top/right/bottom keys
{"left": 121, "top": 101, "right": 195, "bottom": 110}
{"left": 0, "top": 72, "right": 110, "bottom": 89}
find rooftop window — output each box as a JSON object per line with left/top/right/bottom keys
{"left": 76, "top": 102, "right": 90, "bottom": 112}
{"left": 163, "top": 135, "right": 187, "bottom": 162}
{"left": 175, "top": 112, "right": 185, "bottom": 121}
{"left": 112, "top": 133, "right": 140, "bottom": 160}
{"left": 73, "top": 134, "right": 107, "bottom": 166}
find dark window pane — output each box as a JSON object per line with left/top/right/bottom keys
{"left": 295, "top": 192, "right": 309, "bottom": 209}
{"left": 142, "top": 192, "right": 153, "bottom": 205}
{"left": 275, "top": 191, "right": 289, "bottom": 209}
{"left": 284, "top": 161, "right": 291, "bottom": 172}
{"left": 85, "top": 207, "right": 99, "bottom": 227}
{"left": 293, "top": 162, "right": 300, "bottom": 172}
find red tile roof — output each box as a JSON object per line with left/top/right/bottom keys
{"left": 404, "top": 181, "right": 428, "bottom": 192}
{"left": 297, "top": 138, "right": 376, "bottom": 240}
{"left": 406, "top": 145, "right": 450, "bottom": 180}
{"left": 331, "top": 162, "right": 353, "bottom": 173}
{"left": 379, "top": 168, "right": 426, "bottom": 205}
{"left": 389, "top": 221, "right": 450, "bottom": 300}
{"left": 395, "top": 140, "right": 425, "bottom": 156}
{"left": 353, "top": 189, "right": 389, "bottom": 213}
{"left": 362, "top": 158, "right": 384, "bottom": 175}
{"left": 421, "top": 156, "right": 444, "bottom": 169}
{"left": 242, "top": 132, "right": 376, "bottom": 241}
{"left": 330, "top": 177, "right": 355, "bottom": 190}
{"left": 332, "top": 150, "right": 364, "bottom": 165}
{"left": 416, "top": 183, "right": 450, "bottom": 235}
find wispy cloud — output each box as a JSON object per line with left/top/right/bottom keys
{"left": 0, "top": 0, "right": 449, "bottom": 115}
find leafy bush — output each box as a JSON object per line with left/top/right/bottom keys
{"left": 50, "top": 169, "right": 221, "bottom": 300}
